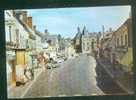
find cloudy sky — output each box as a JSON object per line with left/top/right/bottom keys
{"left": 26, "top": 5, "right": 131, "bottom": 38}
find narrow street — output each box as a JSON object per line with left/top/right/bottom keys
{"left": 6, "top": 8, "right": 133, "bottom": 99}
{"left": 23, "top": 54, "right": 104, "bottom": 97}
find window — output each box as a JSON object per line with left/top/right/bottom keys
{"left": 92, "top": 39, "right": 94, "bottom": 42}
{"left": 16, "top": 29, "right": 19, "bottom": 47}
{"left": 26, "top": 39, "right": 29, "bottom": 48}
{"left": 91, "top": 41, "right": 94, "bottom": 50}
{"left": 87, "top": 47, "right": 89, "bottom": 51}
{"left": 125, "top": 34, "right": 128, "bottom": 46}
{"left": 121, "top": 35, "right": 123, "bottom": 46}
{"left": 117, "top": 38, "right": 119, "bottom": 47}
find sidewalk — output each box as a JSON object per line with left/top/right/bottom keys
{"left": 97, "top": 58, "right": 134, "bottom": 94}
{"left": 8, "top": 67, "right": 43, "bottom": 98}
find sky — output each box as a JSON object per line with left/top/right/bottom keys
{"left": 25, "top": 6, "right": 131, "bottom": 38}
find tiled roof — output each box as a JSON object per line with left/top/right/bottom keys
{"left": 14, "top": 13, "right": 36, "bottom": 40}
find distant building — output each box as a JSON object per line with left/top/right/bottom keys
{"left": 33, "top": 25, "right": 42, "bottom": 51}
{"left": 73, "top": 27, "right": 82, "bottom": 53}
{"left": 81, "top": 26, "right": 97, "bottom": 54}
{"left": 58, "top": 37, "right": 66, "bottom": 56}
{"left": 46, "top": 34, "right": 59, "bottom": 53}
{"left": 100, "top": 31, "right": 113, "bottom": 59}
{"left": 64, "top": 39, "right": 75, "bottom": 58}
{"left": 41, "top": 30, "right": 59, "bottom": 57}
{"left": 73, "top": 26, "right": 97, "bottom": 54}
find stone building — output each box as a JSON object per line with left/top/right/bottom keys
{"left": 41, "top": 30, "right": 59, "bottom": 58}
{"left": 112, "top": 18, "right": 133, "bottom": 73}
{"left": 73, "top": 27, "right": 82, "bottom": 53}
{"left": 64, "top": 38, "right": 75, "bottom": 58}
{"left": 73, "top": 26, "right": 98, "bottom": 54}
{"left": 100, "top": 31, "right": 113, "bottom": 59}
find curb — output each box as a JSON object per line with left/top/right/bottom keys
{"left": 21, "top": 68, "right": 43, "bottom": 98}
{"left": 97, "top": 59, "right": 134, "bottom": 94}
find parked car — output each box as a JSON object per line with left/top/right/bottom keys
{"left": 53, "top": 56, "right": 64, "bottom": 63}
{"left": 56, "top": 58, "right": 64, "bottom": 63}
{"left": 46, "top": 58, "right": 60, "bottom": 69}
{"left": 46, "top": 63, "right": 52, "bottom": 69}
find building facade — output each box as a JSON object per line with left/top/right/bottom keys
{"left": 82, "top": 32, "right": 97, "bottom": 54}
{"left": 5, "top": 10, "right": 37, "bottom": 87}
{"left": 112, "top": 18, "right": 133, "bottom": 73}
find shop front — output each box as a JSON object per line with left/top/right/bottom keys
{"left": 6, "top": 50, "right": 16, "bottom": 86}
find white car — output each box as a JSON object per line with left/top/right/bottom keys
{"left": 57, "top": 58, "right": 64, "bottom": 63}
{"left": 54, "top": 57, "right": 64, "bottom": 63}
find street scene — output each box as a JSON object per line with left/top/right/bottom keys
{"left": 5, "top": 6, "right": 134, "bottom": 98}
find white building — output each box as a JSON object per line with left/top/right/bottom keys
{"left": 42, "top": 33, "right": 59, "bottom": 58}
{"left": 81, "top": 27, "right": 97, "bottom": 54}
{"left": 65, "top": 40, "right": 75, "bottom": 58}
{"left": 33, "top": 26, "right": 42, "bottom": 52}
{"left": 5, "top": 10, "right": 28, "bottom": 86}
{"left": 5, "top": 10, "right": 36, "bottom": 87}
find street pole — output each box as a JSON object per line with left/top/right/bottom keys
{"left": 30, "top": 54, "right": 34, "bottom": 80}
{"left": 9, "top": 26, "right": 12, "bottom": 43}
{"left": 102, "top": 25, "right": 105, "bottom": 39}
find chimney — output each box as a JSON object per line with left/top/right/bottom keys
{"left": 22, "top": 11, "right": 27, "bottom": 24}
{"left": 27, "top": 17, "right": 33, "bottom": 29}
{"left": 109, "top": 28, "right": 112, "bottom": 32}
{"left": 45, "top": 29, "right": 48, "bottom": 33}
{"left": 77, "top": 27, "right": 81, "bottom": 34}
{"left": 102, "top": 25, "right": 105, "bottom": 38}
{"left": 44, "top": 29, "right": 49, "bottom": 36}
{"left": 33, "top": 25, "right": 36, "bottom": 31}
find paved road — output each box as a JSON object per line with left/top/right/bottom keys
{"left": 23, "top": 54, "right": 104, "bottom": 98}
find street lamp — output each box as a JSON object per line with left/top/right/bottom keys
{"left": 9, "top": 26, "right": 12, "bottom": 43}
{"left": 30, "top": 54, "right": 35, "bottom": 80}
{"left": 30, "top": 51, "right": 38, "bottom": 80}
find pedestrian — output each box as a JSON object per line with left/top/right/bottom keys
{"left": 44, "top": 53, "right": 49, "bottom": 68}
{"left": 24, "top": 67, "right": 31, "bottom": 81}
{"left": 38, "top": 51, "right": 46, "bottom": 70}
{"left": 94, "top": 48, "right": 98, "bottom": 59}
{"left": 99, "top": 48, "right": 103, "bottom": 58}
{"left": 111, "top": 53, "right": 117, "bottom": 70}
